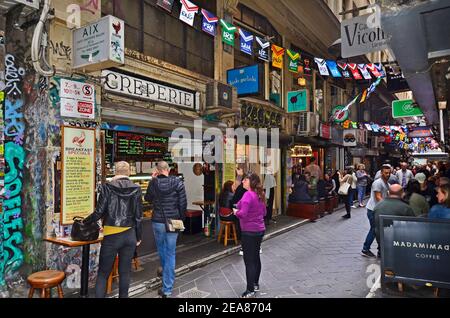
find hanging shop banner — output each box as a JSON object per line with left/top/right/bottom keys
{"left": 287, "top": 90, "right": 309, "bottom": 113}
{"left": 239, "top": 28, "right": 254, "bottom": 56}
{"left": 331, "top": 105, "right": 349, "bottom": 123}
{"left": 358, "top": 64, "right": 372, "bottom": 80}
{"left": 383, "top": 61, "right": 410, "bottom": 93}
{"left": 366, "top": 63, "right": 383, "bottom": 78}
{"left": 227, "top": 64, "right": 261, "bottom": 96}
{"left": 271, "top": 45, "right": 285, "bottom": 69}
{"left": 220, "top": 19, "right": 237, "bottom": 46}
{"left": 408, "top": 126, "right": 433, "bottom": 138}
{"left": 287, "top": 50, "right": 300, "bottom": 73}
{"left": 102, "top": 70, "right": 198, "bottom": 110}
{"left": 392, "top": 99, "right": 424, "bottom": 118}
{"left": 256, "top": 36, "right": 270, "bottom": 62}
{"left": 315, "top": 58, "right": 330, "bottom": 76}
{"left": 201, "top": 9, "right": 218, "bottom": 37}
{"left": 303, "top": 58, "right": 312, "bottom": 76}
{"left": 326, "top": 60, "right": 342, "bottom": 77}
{"left": 157, "top": 0, "right": 175, "bottom": 12}
{"left": 179, "top": 0, "right": 198, "bottom": 26}
{"left": 348, "top": 63, "right": 363, "bottom": 80}
{"left": 343, "top": 129, "right": 357, "bottom": 147}
{"left": 320, "top": 123, "right": 332, "bottom": 139}
{"left": 61, "top": 126, "right": 96, "bottom": 225}
{"left": 375, "top": 63, "right": 386, "bottom": 77}
{"left": 337, "top": 62, "right": 352, "bottom": 79}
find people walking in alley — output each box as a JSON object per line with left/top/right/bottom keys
{"left": 348, "top": 167, "right": 358, "bottom": 208}
{"left": 415, "top": 172, "right": 438, "bottom": 208}
{"left": 374, "top": 184, "right": 415, "bottom": 246}
{"left": 219, "top": 180, "right": 241, "bottom": 240}
{"left": 145, "top": 161, "right": 187, "bottom": 298}
{"left": 83, "top": 161, "right": 143, "bottom": 298}
{"left": 305, "top": 157, "right": 323, "bottom": 180}
{"left": 263, "top": 166, "right": 277, "bottom": 225}
{"left": 356, "top": 164, "right": 370, "bottom": 207}
{"left": 338, "top": 168, "right": 353, "bottom": 219}
{"left": 234, "top": 173, "right": 267, "bottom": 298}
{"left": 396, "top": 162, "right": 414, "bottom": 190}
{"left": 405, "top": 180, "right": 430, "bottom": 217}
{"left": 361, "top": 164, "right": 391, "bottom": 258}
{"left": 428, "top": 184, "right": 450, "bottom": 219}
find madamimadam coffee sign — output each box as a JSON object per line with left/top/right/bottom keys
{"left": 380, "top": 216, "right": 450, "bottom": 289}
{"left": 102, "top": 70, "right": 199, "bottom": 110}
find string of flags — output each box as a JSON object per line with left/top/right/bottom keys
{"left": 156, "top": 0, "right": 388, "bottom": 78}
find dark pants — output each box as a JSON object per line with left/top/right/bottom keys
{"left": 95, "top": 228, "right": 137, "bottom": 298}
{"left": 265, "top": 188, "right": 275, "bottom": 223}
{"left": 363, "top": 209, "right": 379, "bottom": 252}
{"left": 241, "top": 231, "right": 264, "bottom": 292}
{"left": 340, "top": 194, "right": 351, "bottom": 215}
{"left": 220, "top": 214, "right": 241, "bottom": 240}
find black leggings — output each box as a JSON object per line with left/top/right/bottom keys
{"left": 241, "top": 231, "right": 264, "bottom": 292}
{"left": 340, "top": 194, "right": 351, "bottom": 215}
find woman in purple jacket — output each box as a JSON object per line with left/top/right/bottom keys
{"left": 235, "top": 173, "right": 267, "bottom": 298}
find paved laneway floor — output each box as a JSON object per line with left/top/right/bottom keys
{"left": 138, "top": 205, "right": 381, "bottom": 299}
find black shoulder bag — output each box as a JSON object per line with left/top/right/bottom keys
{"left": 71, "top": 216, "right": 100, "bottom": 241}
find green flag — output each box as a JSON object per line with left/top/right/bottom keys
{"left": 220, "top": 19, "right": 237, "bottom": 46}
{"left": 287, "top": 49, "right": 300, "bottom": 73}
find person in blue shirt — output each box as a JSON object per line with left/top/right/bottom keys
{"left": 429, "top": 184, "right": 450, "bottom": 219}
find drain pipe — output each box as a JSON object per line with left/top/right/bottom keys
{"left": 31, "top": 0, "right": 55, "bottom": 77}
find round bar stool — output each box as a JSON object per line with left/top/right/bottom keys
{"left": 27, "top": 270, "right": 65, "bottom": 298}
{"left": 217, "top": 221, "right": 238, "bottom": 247}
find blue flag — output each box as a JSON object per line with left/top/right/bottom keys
{"left": 201, "top": 9, "right": 218, "bottom": 37}
{"left": 239, "top": 28, "right": 254, "bottom": 56}
{"left": 326, "top": 60, "right": 342, "bottom": 77}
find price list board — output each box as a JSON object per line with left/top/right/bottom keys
{"left": 116, "top": 132, "right": 144, "bottom": 157}
{"left": 144, "top": 135, "right": 168, "bottom": 158}
{"left": 105, "top": 130, "right": 115, "bottom": 165}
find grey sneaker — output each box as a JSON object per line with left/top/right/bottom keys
{"left": 241, "top": 290, "right": 256, "bottom": 298}
{"left": 254, "top": 284, "right": 260, "bottom": 292}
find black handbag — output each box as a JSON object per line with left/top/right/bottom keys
{"left": 71, "top": 216, "right": 100, "bottom": 241}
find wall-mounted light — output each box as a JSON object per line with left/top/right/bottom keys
{"left": 438, "top": 101, "right": 447, "bottom": 110}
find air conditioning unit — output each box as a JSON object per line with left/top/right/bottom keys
{"left": 297, "top": 112, "right": 319, "bottom": 136}
{"left": 206, "top": 81, "right": 235, "bottom": 110}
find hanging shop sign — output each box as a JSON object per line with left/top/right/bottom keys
{"left": 380, "top": 216, "right": 450, "bottom": 289}
{"left": 315, "top": 58, "right": 330, "bottom": 76}
{"left": 348, "top": 63, "right": 363, "bottom": 80}
{"left": 59, "top": 79, "right": 95, "bottom": 119}
{"left": 343, "top": 129, "right": 357, "bottom": 147}
{"left": 240, "top": 102, "right": 282, "bottom": 129}
{"left": 358, "top": 64, "right": 372, "bottom": 80}
{"left": 408, "top": 126, "right": 433, "bottom": 138}
{"left": 102, "top": 70, "right": 198, "bottom": 110}
{"left": 73, "top": 15, "right": 125, "bottom": 72}
{"left": 338, "top": 62, "right": 352, "bottom": 79}
{"left": 287, "top": 90, "right": 309, "bottom": 113}
{"left": 383, "top": 61, "right": 410, "bottom": 93}
{"left": 239, "top": 28, "right": 254, "bottom": 56}
{"left": 331, "top": 105, "right": 349, "bottom": 123}
{"left": 220, "top": 19, "right": 237, "bottom": 46}
{"left": 179, "top": 0, "right": 198, "bottom": 26}
{"left": 227, "top": 64, "right": 261, "bottom": 96}
{"left": 157, "top": 0, "right": 175, "bottom": 12}
{"left": 201, "top": 9, "right": 218, "bottom": 36}
{"left": 256, "top": 36, "right": 270, "bottom": 62}
{"left": 326, "top": 60, "right": 342, "bottom": 78}
{"left": 287, "top": 50, "right": 300, "bottom": 73}
{"left": 341, "top": 13, "right": 389, "bottom": 58}
{"left": 320, "top": 123, "right": 332, "bottom": 139}
{"left": 61, "top": 126, "right": 96, "bottom": 225}
{"left": 271, "top": 45, "right": 285, "bottom": 69}
{"left": 392, "top": 99, "right": 424, "bottom": 118}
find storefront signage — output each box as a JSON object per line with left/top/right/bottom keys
{"left": 116, "top": 131, "right": 169, "bottom": 159}
{"left": 102, "top": 70, "right": 198, "bottom": 110}
{"left": 392, "top": 99, "right": 424, "bottom": 118}
{"left": 61, "top": 126, "right": 96, "bottom": 225}
{"left": 320, "top": 123, "right": 331, "bottom": 139}
{"left": 73, "top": 15, "right": 125, "bottom": 71}
{"left": 341, "top": 14, "right": 389, "bottom": 58}
{"left": 331, "top": 105, "right": 349, "bottom": 123}
{"left": 343, "top": 129, "right": 357, "bottom": 147}
{"left": 408, "top": 126, "right": 433, "bottom": 138}
{"left": 240, "top": 102, "right": 282, "bottom": 129}
{"left": 380, "top": 216, "right": 450, "bottom": 289}
{"left": 60, "top": 79, "right": 95, "bottom": 119}
{"left": 287, "top": 90, "right": 309, "bottom": 113}
{"left": 227, "top": 64, "right": 260, "bottom": 96}
{"left": 383, "top": 62, "right": 410, "bottom": 93}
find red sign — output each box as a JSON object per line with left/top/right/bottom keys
{"left": 77, "top": 101, "right": 93, "bottom": 115}
{"left": 320, "top": 123, "right": 331, "bottom": 139}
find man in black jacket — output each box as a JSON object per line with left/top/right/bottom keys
{"left": 145, "top": 161, "right": 187, "bottom": 298}
{"left": 84, "top": 161, "right": 142, "bottom": 298}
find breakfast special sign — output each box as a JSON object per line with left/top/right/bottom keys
{"left": 61, "top": 126, "right": 96, "bottom": 225}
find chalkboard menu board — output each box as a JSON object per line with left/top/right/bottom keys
{"left": 109, "top": 131, "right": 170, "bottom": 161}
{"left": 105, "top": 130, "right": 115, "bottom": 165}
{"left": 144, "top": 135, "right": 168, "bottom": 157}
{"left": 116, "top": 132, "right": 145, "bottom": 156}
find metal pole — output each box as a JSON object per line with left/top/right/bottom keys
{"left": 440, "top": 109, "right": 445, "bottom": 144}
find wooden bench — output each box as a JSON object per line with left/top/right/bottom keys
{"left": 287, "top": 201, "right": 321, "bottom": 221}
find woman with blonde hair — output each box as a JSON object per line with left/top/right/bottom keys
{"left": 356, "top": 164, "right": 370, "bottom": 207}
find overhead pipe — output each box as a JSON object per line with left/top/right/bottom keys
{"left": 31, "top": 0, "right": 55, "bottom": 77}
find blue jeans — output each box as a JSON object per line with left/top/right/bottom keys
{"left": 363, "top": 209, "right": 379, "bottom": 252}
{"left": 152, "top": 222, "right": 178, "bottom": 296}
{"left": 348, "top": 188, "right": 355, "bottom": 206}
{"left": 357, "top": 185, "right": 366, "bottom": 205}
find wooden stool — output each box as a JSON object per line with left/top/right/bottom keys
{"left": 27, "top": 270, "right": 65, "bottom": 298}
{"left": 217, "top": 221, "right": 238, "bottom": 247}
{"left": 106, "top": 255, "right": 140, "bottom": 294}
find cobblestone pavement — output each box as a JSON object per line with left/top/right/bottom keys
{"left": 138, "top": 206, "right": 380, "bottom": 298}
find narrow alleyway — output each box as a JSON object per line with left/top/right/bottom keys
{"left": 138, "top": 206, "right": 379, "bottom": 298}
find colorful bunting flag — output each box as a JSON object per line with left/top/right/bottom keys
{"left": 358, "top": 64, "right": 372, "bottom": 80}
{"left": 179, "top": 0, "right": 198, "bottom": 26}
{"left": 271, "top": 44, "right": 285, "bottom": 69}
{"left": 367, "top": 77, "right": 382, "bottom": 98}
{"left": 314, "top": 58, "right": 329, "bottom": 76}
{"left": 256, "top": 36, "right": 270, "bottom": 62}
{"left": 337, "top": 62, "right": 352, "bottom": 79}
{"left": 303, "top": 58, "right": 312, "bottom": 76}
{"left": 157, "top": 0, "right": 175, "bottom": 12}
{"left": 201, "top": 9, "right": 218, "bottom": 36}
{"left": 375, "top": 63, "right": 386, "bottom": 77}
{"left": 239, "top": 28, "right": 254, "bottom": 55}
{"left": 326, "top": 60, "right": 342, "bottom": 77}
{"left": 220, "top": 19, "right": 237, "bottom": 46}
{"left": 287, "top": 50, "right": 300, "bottom": 73}
{"left": 366, "top": 64, "right": 383, "bottom": 78}
{"left": 359, "top": 89, "right": 368, "bottom": 103}
{"left": 348, "top": 63, "right": 363, "bottom": 80}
